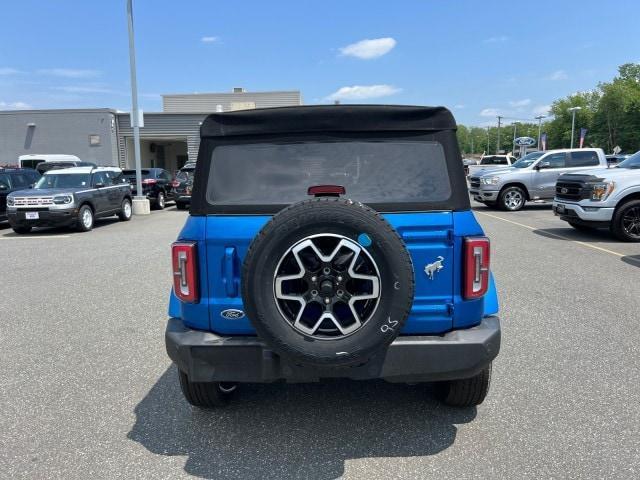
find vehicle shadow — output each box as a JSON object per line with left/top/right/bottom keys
{"left": 531, "top": 226, "right": 617, "bottom": 244}
{"left": 471, "top": 202, "right": 553, "bottom": 212}
{"left": 0, "top": 217, "right": 121, "bottom": 237}
{"left": 128, "top": 365, "right": 475, "bottom": 480}
{"left": 622, "top": 255, "right": 640, "bottom": 268}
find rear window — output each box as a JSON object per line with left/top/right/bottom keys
{"left": 206, "top": 140, "right": 452, "bottom": 206}
{"left": 480, "top": 156, "right": 508, "bottom": 165}
{"left": 123, "top": 169, "right": 152, "bottom": 178}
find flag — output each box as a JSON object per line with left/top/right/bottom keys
{"left": 541, "top": 133, "right": 547, "bottom": 151}
{"left": 579, "top": 128, "right": 588, "bottom": 148}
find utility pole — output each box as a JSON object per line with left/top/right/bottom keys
{"left": 486, "top": 127, "right": 490, "bottom": 154}
{"left": 535, "top": 115, "right": 546, "bottom": 150}
{"left": 568, "top": 106, "right": 581, "bottom": 149}
{"left": 512, "top": 122, "right": 519, "bottom": 157}
{"left": 127, "top": 0, "right": 150, "bottom": 215}
{"left": 470, "top": 135, "right": 474, "bottom": 155}
{"left": 496, "top": 116, "right": 502, "bottom": 153}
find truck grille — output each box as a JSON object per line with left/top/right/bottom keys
{"left": 13, "top": 197, "right": 54, "bottom": 206}
{"left": 469, "top": 177, "right": 480, "bottom": 189}
{"left": 555, "top": 181, "right": 590, "bottom": 201}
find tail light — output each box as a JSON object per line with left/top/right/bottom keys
{"left": 172, "top": 242, "right": 199, "bottom": 303}
{"left": 142, "top": 178, "right": 157, "bottom": 185}
{"left": 463, "top": 237, "right": 490, "bottom": 299}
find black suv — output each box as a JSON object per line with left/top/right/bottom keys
{"left": 173, "top": 162, "right": 196, "bottom": 210}
{"left": 0, "top": 168, "right": 40, "bottom": 222}
{"left": 122, "top": 168, "right": 175, "bottom": 209}
{"left": 6, "top": 167, "right": 132, "bottom": 233}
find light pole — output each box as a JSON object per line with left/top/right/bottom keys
{"left": 486, "top": 127, "right": 490, "bottom": 154}
{"left": 496, "top": 115, "right": 502, "bottom": 153}
{"left": 535, "top": 115, "right": 546, "bottom": 150}
{"left": 512, "top": 121, "right": 519, "bottom": 157}
{"left": 568, "top": 106, "right": 582, "bottom": 149}
{"left": 126, "top": 0, "right": 150, "bottom": 215}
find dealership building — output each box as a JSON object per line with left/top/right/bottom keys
{"left": 0, "top": 88, "right": 302, "bottom": 172}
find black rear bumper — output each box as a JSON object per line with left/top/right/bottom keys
{"left": 7, "top": 209, "right": 77, "bottom": 228}
{"left": 165, "top": 316, "right": 501, "bottom": 383}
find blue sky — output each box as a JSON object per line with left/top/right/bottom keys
{"left": 1, "top": 0, "right": 638, "bottom": 125}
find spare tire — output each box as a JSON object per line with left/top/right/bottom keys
{"left": 242, "top": 197, "right": 414, "bottom": 367}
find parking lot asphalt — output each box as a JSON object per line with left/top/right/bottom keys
{"left": 1, "top": 203, "right": 639, "bottom": 479}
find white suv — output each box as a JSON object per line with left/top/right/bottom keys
{"left": 553, "top": 151, "right": 640, "bottom": 241}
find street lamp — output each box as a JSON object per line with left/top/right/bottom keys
{"left": 126, "top": 0, "right": 150, "bottom": 215}
{"left": 512, "top": 121, "right": 519, "bottom": 157}
{"left": 535, "top": 115, "right": 546, "bottom": 150}
{"left": 567, "top": 107, "right": 582, "bottom": 149}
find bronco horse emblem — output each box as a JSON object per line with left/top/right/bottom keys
{"left": 424, "top": 256, "right": 445, "bottom": 280}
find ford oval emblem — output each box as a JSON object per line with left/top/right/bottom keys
{"left": 221, "top": 309, "right": 245, "bottom": 319}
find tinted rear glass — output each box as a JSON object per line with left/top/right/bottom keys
{"left": 206, "top": 140, "right": 451, "bottom": 206}
{"left": 123, "top": 169, "right": 152, "bottom": 178}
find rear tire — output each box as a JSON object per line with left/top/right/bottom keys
{"left": 498, "top": 186, "right": 526, "bottom": 211}
{"left": 12, "top": 226, "right": 32, "bottom": 234}
{"left": 439, "top": 364, "right": 492, "bottom": 407}
{"left": 118, "top": 198, "right": 132, "bottom": 221}
{"left": 178, "top": 370, "right": 236, "bottom": 408}
{"left": 76, "top": 205, "right": 94, "bottom": 232}
{"left": 610, "top": 199, "right": 640, "bottom": 242}
{"left": 154, "top": 191, "right": 166, "bottom": 210}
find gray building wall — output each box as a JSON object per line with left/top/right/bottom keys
{"left": 0, "top": 109, "right": 118, "bottom": 166}
{"left": 116, "top": 112, "right": 207, "bottom": 167}
{"left": 162, "top": 90, "right": 302, "bottom": 113}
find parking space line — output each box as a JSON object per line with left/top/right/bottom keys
{"left": 476, "top": 211, "right": 626, "bottom": 258}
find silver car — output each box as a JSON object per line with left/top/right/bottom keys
{"left": 468, "top": 148, "right": 608, "bottom": 211}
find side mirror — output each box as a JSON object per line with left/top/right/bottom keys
{"left": 94, "top": 182, "right": 105, "bottom": 188}
{"left": 536, "top": 161, "right": 551, "bottom": 170}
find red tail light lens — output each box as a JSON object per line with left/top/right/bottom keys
{"left": 142, "top": 178, "right": 157, "bottom": 185}
{"left": 307, "top": 185, "right": 346, "bottom": 196}
{"left": 463, "top": 237, "right": 490, "bottom": 299}
{"left": 172, "top": 242, "right": 199, "bottom": 303}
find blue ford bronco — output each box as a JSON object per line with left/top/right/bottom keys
{"left": 166, "top": 105, "right": 500, "bottom": 408}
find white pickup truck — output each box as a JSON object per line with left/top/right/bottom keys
{"left": 553, "top": 151, "right": 640, "bottom": 241}
{"left": 467, "top": 154, "right": 515, "bottom": 177}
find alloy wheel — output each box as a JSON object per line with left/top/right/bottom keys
{"left": 274, "top": 234, "right": 381, "bottom": 339}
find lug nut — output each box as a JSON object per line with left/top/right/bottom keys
{"left": 310, "top": 290, "right": 318, "bottom": 297}
{"left": 324, "top": 297, "right": 331, "bottom": 304}
{"left": 311, "top": 276, "right": 317, "bottom": 282}
{"left": 337, "top": 276, "right": 343, "bottom": 282}
{"left": 323, "top": 267, "right": 331, "bottom": 275}
{"left": 337, "top": 290, "right": 344, "bottom": 297}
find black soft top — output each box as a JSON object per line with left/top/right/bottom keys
{"left": 200, "top": 105, "right": 456, "bottom": 137}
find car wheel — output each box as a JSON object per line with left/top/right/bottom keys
{"left": 118, "top": 198, "right": 132, "bottom": 221}
{"left": 611, "top": 199, "right": 640, "bottom": 242}
{"left": 438, "top": 363, "right": 492, "bottom": 407}
{"left": 242, "top": 197, "right": 415, "bottom": 368}
{"left": 154, "top": 191, "right": 166, "bottom": 210}
{"left": 499, "top": 186, "right": 526, "bottom": 211}
{"left": 568, "top": 221, "right": 593, "bottom": 232}
{"left": 178, "top": 370, "right": 236, "bottom": 408}
{"left": 77, "top": 205, "right": 94, "bottom": 232}
{"left": 12, "top": 226, "right": 32, "bottom": 234}
{"left": 175, "top": 201, "right": 187, "bottom": 210}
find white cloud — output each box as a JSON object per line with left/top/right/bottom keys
{"left": 0, "top": 101, "right": 32, "bottom": 110}
{"left": 480, "top": 108, "right": 500, "bottom": 117}
{"left": 509, "top": 98, "right": 531, "bottom": 107}
{"left": 484, "top": 35, "right": 508, "bottom": 43}
{"left": 0, "top": 67, "right": 22, "bottom": 75}
{"left": 38, "top": 68, "right": 101, "bottom": 78}
{"left": 532, "top": 105, "right": 551, "bottom": 116}
{"left": 547, "top": 70, "right": 568, "bottom": 81}
{"left": 201, "top": 36, "right": 219, "bottom": 43}
{"left": 339, "top": 37, "right": 397, "bottom": 59}
{"left": 325, "top": 84, "right": 401, "bottom": 101}
{"left": 453, "top": 104, "right": 465, "bottom": 109}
